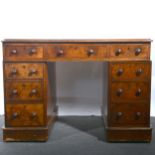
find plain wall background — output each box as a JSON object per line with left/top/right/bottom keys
{"left": 0, "top": 0, "right": 155, "bottom": 115}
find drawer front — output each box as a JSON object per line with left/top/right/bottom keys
{"left": 5, "top": 104, "right": 45, "bottom": 127}
{"left": 45, "top": 44, "right": 107, "bottom": 60}
{"left": 110, "top": 61, "right": 151, "bottom": 81}
{"left": 4, "top": 63, "right": 44, "bottom": 79}
{"left": 108, "top": 102, "right": 150, "bottom": 127}
{"left": 4, "top": 44, "right": 44, "bottom": 60}
{"left": 5, "top": 81, "right": 43, "bottom": 101}
{"left": 109, "top": 44, "right": 150, "bottom": 60}
{"left": 110, "top": 82, "right": 150, "bottom": 102}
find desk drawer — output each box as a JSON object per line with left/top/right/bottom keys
{"left": 109, "top": 44, "right": 150, "bottom": 60}
{"left": 110, "top": 82, "right": 150, "bottom": 102}
{"left": 5, "top": 80, "right": 43, "bottom": 101}
{"left": 4, "top": 63, "right": 44, "bottom": 79}
{"left": 45, "top": 44, "right": 107, "bottom": 60}
{"left": 108, "top": 102, "right": 150, "bottom": 127}
{"left": 110, "top": 61, "right": 151, "bottom": 81}
{"left": 4, "top": 44, "right": 44, "bottom": 61}
{"left": 5, "top": 104, "right": 45, "bottom": 127}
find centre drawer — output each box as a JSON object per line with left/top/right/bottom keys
{"left": 45, "top": 44, "right": 107, "bottom": 60}
{"left": 5, "top": 104, "right": 45, "bottom": 127}
{"left": 5, "top": 80, "right": 43, "bottom": 101}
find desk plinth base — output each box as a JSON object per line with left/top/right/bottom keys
{"left": 106, "top": 127, "right": 152, "bottom": 142}
{"left": 2, "top": 116, "right": 56, "bottom": 142}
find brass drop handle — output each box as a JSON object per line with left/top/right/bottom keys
{"left": 29, "top": 48, "right": 37, "bottom": 55}
{"left": 87, "top": 49, "right": 95, "bottom": 56}
{"left": 12, "top": 112, "right": 19, "bottom": 119}
{"left": 31, "top": 112, "right": 37, "bottom": 119}
{"left": 56, "top": 49, "right": 64, "bottom": 56}
{"left": 136, "top": 68, "right": 143, "bottom": 76}
{"left": 117, "top": 68, "right": 123, "bottom": 76}
{"left": 135, "top": 48, "right": 142, "bottom": 55}
{"left": 117, "top": 112, "right": 123, "bottom": 118}
{"left": 116, "top": 88, "right": 123, "bottom": 96}
{"left": 10, "top": 49, "right": 17, "bottom": 55}
{"left": 29, "top": 68, "right": 37, "bottom": 75}
{"left": 136, "top": 88, "right": 142, "bottom": 96}
{"left": 115, "top": 48, "right": 122, "bottom": 56}
{"left": 11, "top": 89, "right": 18, "bottom": 96}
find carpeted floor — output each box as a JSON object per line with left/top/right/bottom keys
{"left": 0, "top": 115, "right": 155, "bottom": 155}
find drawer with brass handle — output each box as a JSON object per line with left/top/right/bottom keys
{"left": 4, "top": 44, "right": 44, "bottom": 61}
{"left": 5, "top": 104, "right": 45, "bottom": 127}
{"left": 5, "top": 80, "right": 43, "bottom": 101}
{"left": 110, "top": 61, "right": 151, "bottom": 81}
{"left": 4, "top": 63, "right": 44, "bottom": 79}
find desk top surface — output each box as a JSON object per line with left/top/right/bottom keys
{"left": 3, "top": 39, "right": 152, "bottom": 43}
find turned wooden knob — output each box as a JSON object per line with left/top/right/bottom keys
{"left": 11, "top": 89, "right": 18, "bottom": 95}
{"left": 136, "top": 112, "right": 141, "bottom": 117}
{"left": 29, "top": 48, "right": 37, "bottom": 55}
{"left": 56, "top": 49, "right": 64, "bottom": 56}
{"left": 117, "top": 112, "right": 123, "bottom": 117}
{"left": 116, "top": 88, "right": 123, "bottom": 96}
{"left": 136, "top": 88, "right": 142, "bottom": 96}
{"left": 136, "top": 68, "right": 143, "bottom": 76}
{"left": 29, "top": 68, "right": 37, "bottom": 75}
{"left": 12, "top": 112, "right": 19, "bottom": 119}
{"left": 135, "top": 48, "right": 142, "bottom": 55}
{"left": 11, "top": 68, "right": 18, "bottom": 75}
{"left": 31, "top": 112, "right": 37, "bottom": 119}
{"left": 117, "top": 68, "right": 123, "bottom": 76}
{"left": 87, "top": 49, "right": 95, "bottom": 56}
{"left": 115, "top": 48, "right": 122, "bottom": 56}
{"left": 31, "top": 89, "right": 37, "bottom": 94}
{"left": 11, "top": 49, "right": 17, "bottom": 55}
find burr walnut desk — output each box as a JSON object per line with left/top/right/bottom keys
{"left": 2, "top": 39, "right": 152, "bottom": 142}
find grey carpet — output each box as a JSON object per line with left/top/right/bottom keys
{"left": 0, "top": 115, "right": 155, "bottom": 155}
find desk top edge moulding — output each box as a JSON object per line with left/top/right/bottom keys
{"left": 2, "top": 38, "right": 152, "bottom": 142}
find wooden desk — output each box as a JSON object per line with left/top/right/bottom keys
{"left": 2, "top": 39, "right": 152, "bottom": 142}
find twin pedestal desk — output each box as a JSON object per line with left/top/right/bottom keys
{"left": 2, "top": 39, "right": 152, "bottom": 142}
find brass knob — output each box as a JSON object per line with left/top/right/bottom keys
{"left": 116, "top": 88, "right": 123, "bottom": 96}
{"left": 29, "top": 68, "right": 37, "bottom": 75}
{"left": 56, "top": 49, "right": 64, "bottom": 57}
{"left": 115, "top": 48, "right": 122, "bottom": 56}
{"left": 136, "top": 68, "right": 143, "bottom": 76}
{"left": 11, "top": 49, "right": 17, "bottom": 55}
{"left": 135, "top": 88, "right": 142, "bottom": 96}
{"left": 29, "top": 48, "right": 36, "bottom": 55}
{"left": 31, "top": 112, "right": 37, "bottom": 119}
{"left": 117, "top": 68, "right": 123, "bottom": 76}
{"left": 12, "top": 112, "right": 19, "bottom": 119}
{"left": 87, "top": 49, "right": 95, "bottom": 56}
{"left": 135, "top": 48, "right": 142, "bottom": 55}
